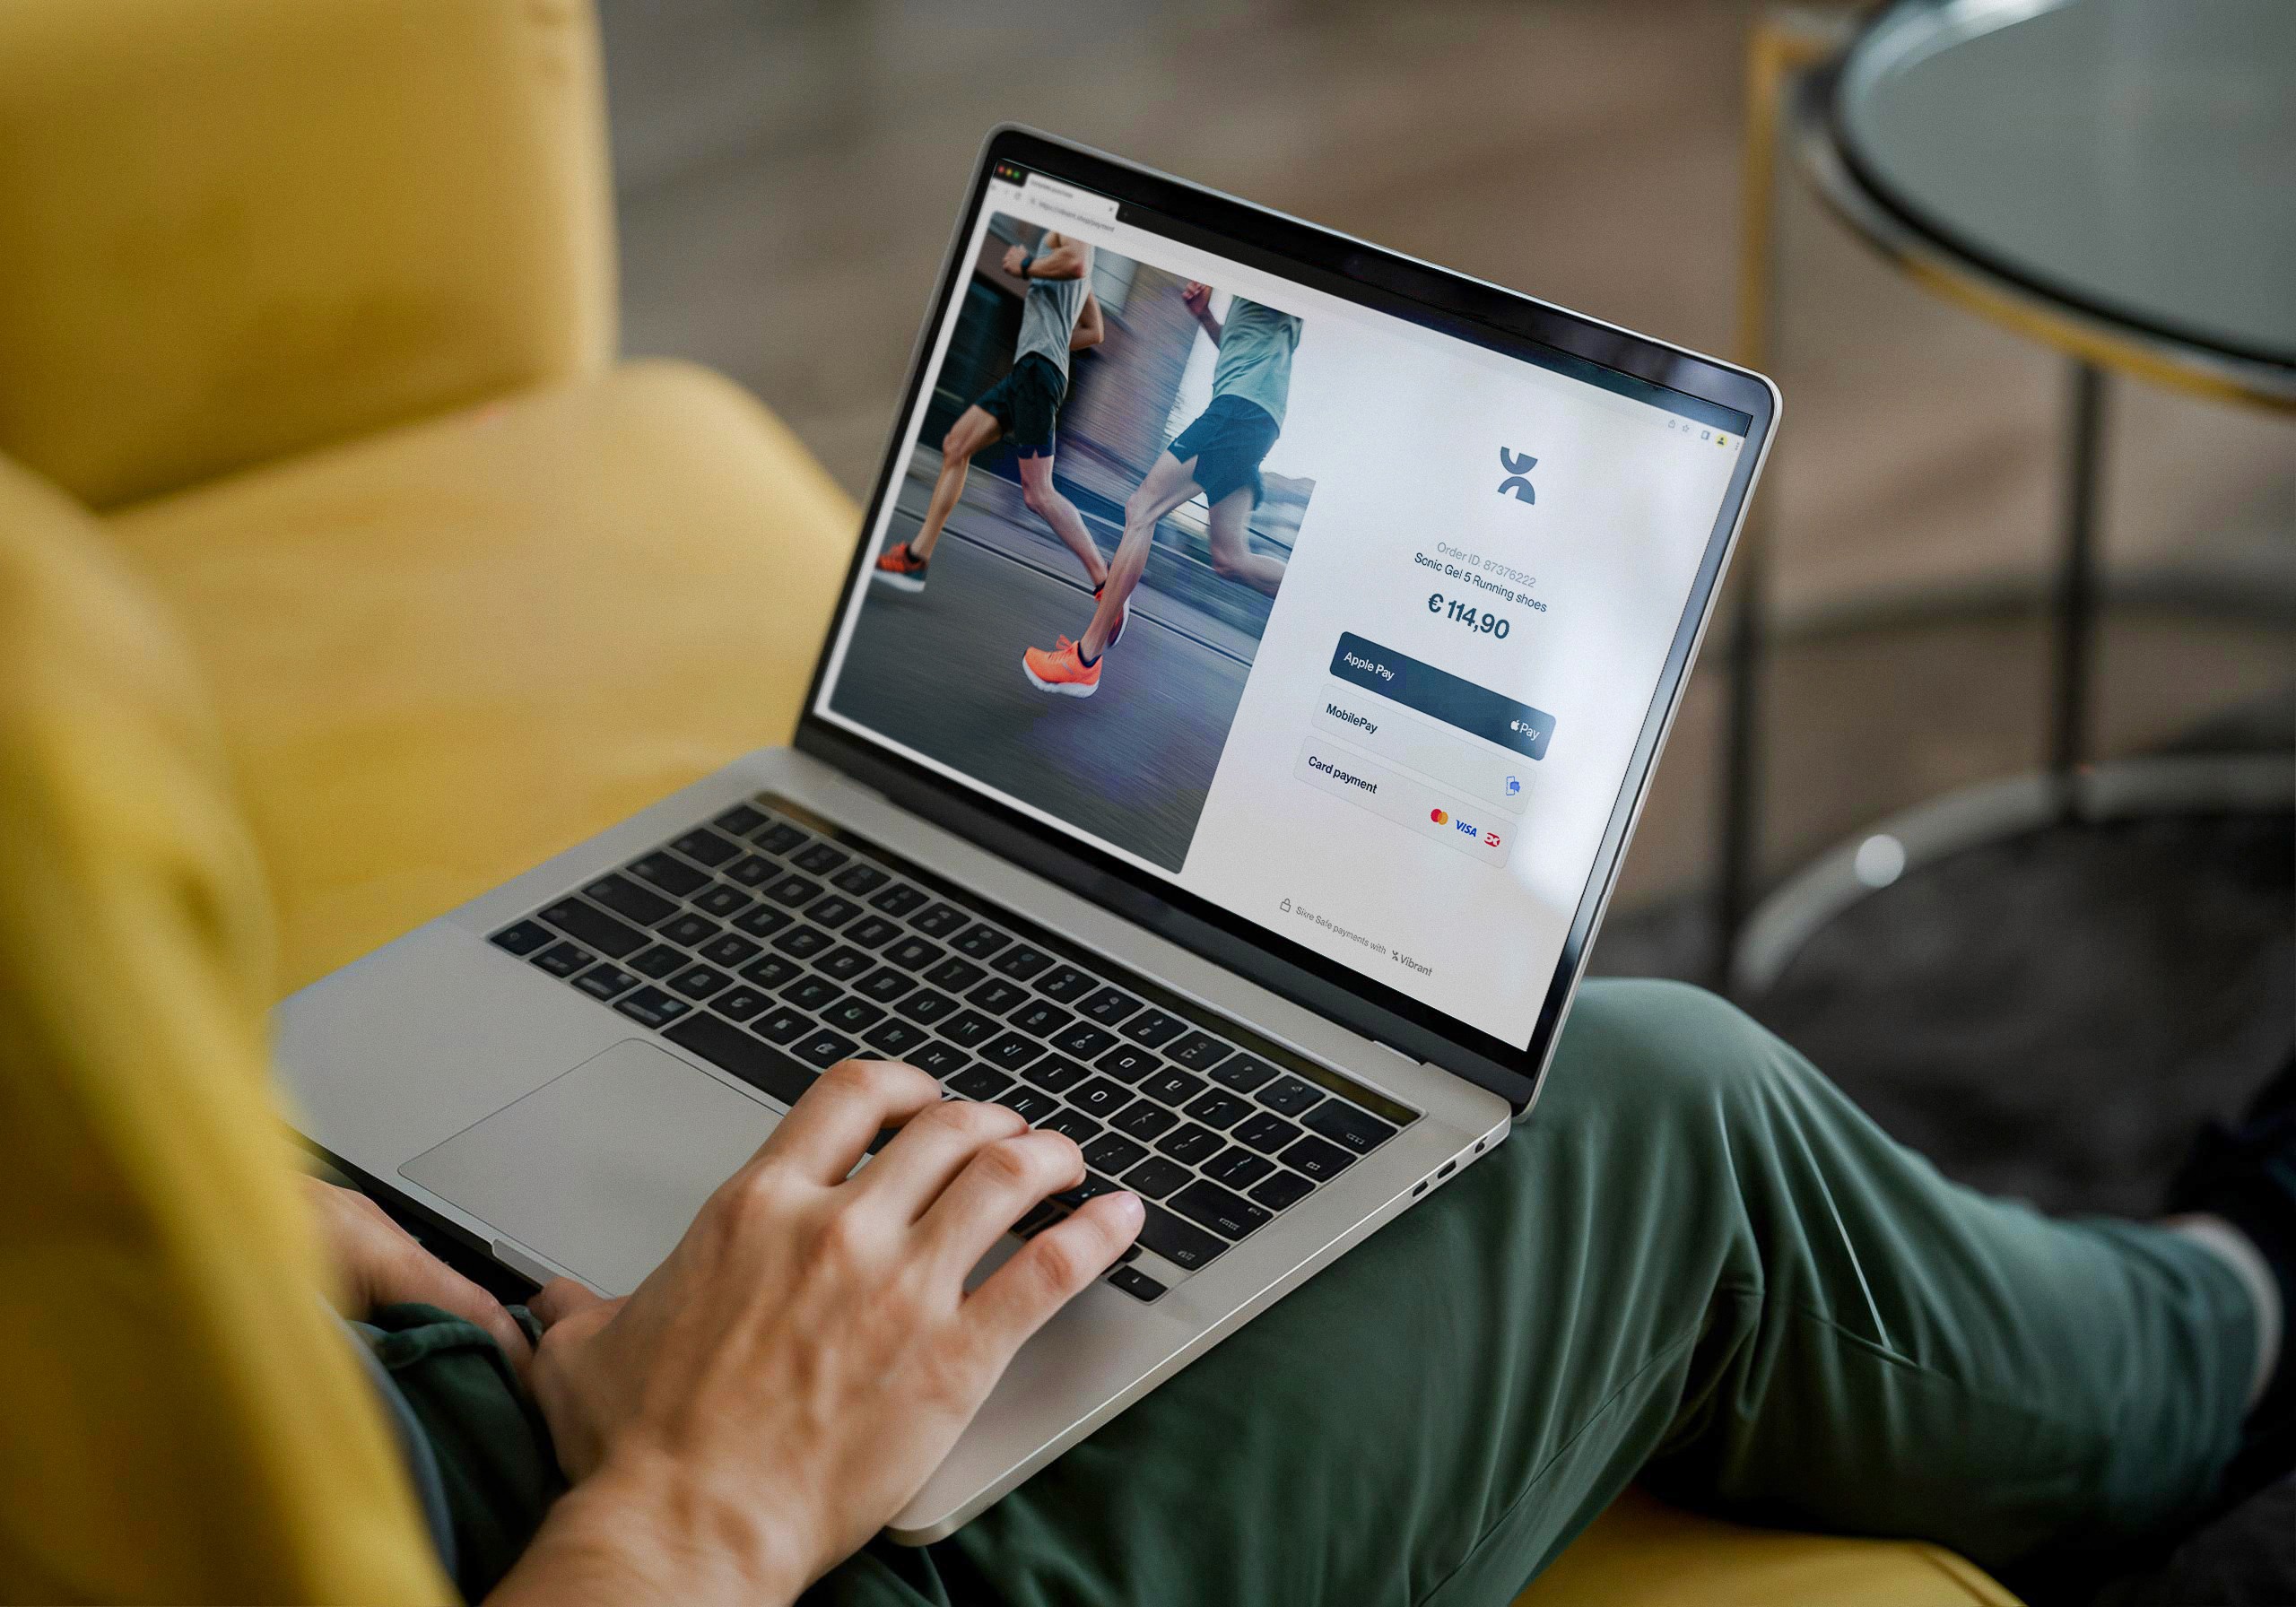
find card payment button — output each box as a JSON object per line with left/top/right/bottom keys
{"left": 1293, "top": 737, "right": 1511, "bottom": 867}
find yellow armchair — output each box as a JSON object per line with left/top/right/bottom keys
{"left": 0, "top": 2, "right": 2013, "bottom": 1602}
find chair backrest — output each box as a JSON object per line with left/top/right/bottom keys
{"left": 0, "top": 0, "right": 617, "bottom": 512}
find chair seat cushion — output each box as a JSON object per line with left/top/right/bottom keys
{"left": 107, "top": 359, "right": 857, "bottom": 993}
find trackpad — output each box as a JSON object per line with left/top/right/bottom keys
{"left": 401, "top": 1038, "right": 779, "bottom": 1296}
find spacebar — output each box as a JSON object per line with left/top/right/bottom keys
{"left": 665, "top": 1015, "right": 818, "bottom": 1108}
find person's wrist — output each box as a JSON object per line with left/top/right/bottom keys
{"left": 521, "top": 1449, "right": 814, "bottom": 1606}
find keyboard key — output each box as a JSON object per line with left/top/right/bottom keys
{"left": 870, "top": 882, "right": 928, "bottom": 918}
{"left": 538, "top": 898, "right": 648, "bottom": 960}
{"left": 533, "top": 940, "right": 592, "bottom": 977}
{"left": 793, "top": 1027, "right": 859, "bottom": 1069}
{"left": 1156, "top": 1124, "right": 1222, "bottom": 1165}
{"left": 855, "top": 966, "right": 916, "bottom": 1003}
{"left": 888, "top": 937, "right": 950, "bottom": 974}
{"left": 700, "top": 934, "right": 761, "bottom": 969}
{"left": 580, "top": 873, "right": 677, "bottom": 927}
{"left": 780, "top": 975, "right": 843, "bottom": 1013}
{"left": 489, "top": 919, "right": 552, "bottom": 957}
{"left": 948, "top": 1065, "right": 1014, "bottom": 1101}
{"left": 764, "top": 872, "right": 822, "bottom": 907}
{"left": 1078, "top": 986, "right": 1142, "bottom": 1027}
{"left": 1108, "top": 1265, "right": 1169, "bottom": 1302}
{"left": 1142, "top": 1069, "right": 1207, "bottom": 1108}
{"left": 1279, "top": 1134, "right": 1356, "bottom": 1182}
{"left": 1166, "top": 1031, "right": 1233, "bottom": 1073}
{"left": 938, "top": 1010, "right": 1000, "bottom": 1048}
{"left": 921, "top": 955, "right": 982, "bottom": 991}
{"left": 1257, "top": 1076, "right": 1326, "bottom": 1118}
{"left": 991, "top": 942, "right": 1055, "bottom": 981}
{"left": 1095, "top": 1043, "right": 1161, "bottom": 1083}
{"left": 1209, "top": 1053, "right": 1280, "bottom": 1094}
{"left": 1006, "top": 1000, "right": 1074, "bottom": 1039}
{"left": 909, "top": 1040, "right": 970, "bottom": 1078}
{"left": 1303, "top": 1099, "right": 1401, "bottom": 1154}
{"left": 658, "top": 913, "right": 721, "bottom": 949}
{"left": 1013, "top": 1201, "right": 1065, "bottom": 1238}
{"left": 1249, "top": 1170, "right": 1316, "bottom": 1211}
{"left": 1123, "top": 1007, "right": 1186, "bottom": 1048}
{"left": 1020, "top": 1054, "right": 1089, "bottom": 1094}
{"left": 804, "top": 894, "right": 863, "bottom": 929}
{"left": 1184, "top": 1090, "right": 1253, "bottom": 1130}
{"left": 770, "top": 924, "right": 832, "bottom": 960}
{"left": 1137, "top": 1203, "right": 1228, "bottom": 1270}
{"left": 1169, "top": 1178, "right": 1272, "bottom": 1242}
{"left": 712, "top": 804, "right": 768, "bottom": 838}
{"left": 628, "top": 851, "right": 709, "bottom": 899}
{"left": 831, "top": 862, "right": 889, "bottom": 896}
{"left": 613, "top": 986, "right": 691, "bottom": 1029}
{"left": 753, "top": 821, "right": 807, "bottom": 856}
{"left": 1114, "top": 1100, "right": 1178, "bottom": 1141}
{"left": 893, "top": 987, "right": 958, "bottom": 1025}
{"left": 738, "top": 952, "right": 801, "bottom": 989}
{"left": 791, "top": 840, "right": 848, "bottom": 875}
{"left": 1052, "top": 1170, "right": 1123, "bottom": 1209}
{"left": 1036, "top": 964, "right": 1097, "bottom": 1003}
{"left": 1084, "top": 1133, "right": 1149, "bottom": 1174}
{"left": 753, "top": 1006, "right": 810, "bottom": 1044}
{"left": 967, "top": 978, "right": 1029, "bottom": 1015}
{"left": 712, "top": 985, "right": 770, "bottom": 1022}
{"left": 1122, "top": 1158, "right": 1190, "bottom": 1199}
{"left": 1070, "top": 1076, "right": 1132, "bottom": 1117}
{"left": 1052, "top": 1023, "right": 1118, "bottom": 1060}
{"left": 672, "top": 827, "right": 741, "bottom": 867}
{"left": 979, "top": 1032, "right": 1044, "bottom": 1072}
{"left": 995, "top": 1088, "right": 1059, "bottom": 1123}
{"left": 732, "top": 904, "right": 793, "bottom": 938}
{"left": 665, "top": 1012, "right": 815, "bottom": 1107}
{"left": 1202, "top": 1146, "right": 1276, "bottom": 1190}
{"left": 844, "top": 914, "right": 902, "bottom": 950}
{"left": 910, "top": 902, "right": 970, "bottom": 939}
{"left": 1041, "top": 1108, "right": 1101, "bottom": 1144}
{"left": 724, "top": 854, "right": 778, "bottom": 887}
{"left": 668, "top": 964, "right": 732, "bottom": 1001}
{"left": 1232, "top": 1112, "right": 1301, "bottom": 1155}
{"left": 952, "top": 923, "right": 1011, "bottom": 960}
{"left": 821, "top": 997, "right": 885, "bottom": 1035}
{"left": 629, "top": 943, "right": 685, "bottom": 979}
{"left": 573, "top": 962, "right": 639, "bottom": 1001}
{"left": 691, "top": 882, "right": 755, "bottom": 919}
{"left": 816, "top": 945, "right": 874, "bottom": 982}
{"left": 864, "top": 1017, "right": 929, "bottom": 1057}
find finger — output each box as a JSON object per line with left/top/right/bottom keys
{"left": 748, "top": 1058, "right": 941, "bottom": 1186}
{"left": 848, "top": 1097, "right": 1029, "bottom": 1220}
{"left": 378, "top": 1242, "right": 537, "bottom": 1374}
{"left": 914, "top": 1129, "right": 1087, "bottom": 1271}
{"left": 966, "top": 1191, "right": 1144, "bottom": 1351}
{"left": 530, "top": 1277, "right": 612, "bottom": 1331}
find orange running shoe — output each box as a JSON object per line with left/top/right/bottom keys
{"left": 1022, "top": 634, "right": 1101, "bottom": 698}
{"left": 872, "top": 540, "right": 929, "bottom": 593}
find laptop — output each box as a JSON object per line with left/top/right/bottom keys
{"left": 275, "top": 126, "right": 1778, "bottom": 1543}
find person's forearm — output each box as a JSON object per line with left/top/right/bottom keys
{"left": 486, "top": 1459, "right": 806, "bottom": 1607}
{"left": 1194, "top": 311, "right": 1223, "bottom": 344}
{"left": 1028, "top": 242, "right": 1090, "bottom": 280}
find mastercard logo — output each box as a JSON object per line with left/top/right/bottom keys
{"left": 1430, "top": 808, "right": 1448, "bottom": 825}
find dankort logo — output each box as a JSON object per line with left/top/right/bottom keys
{"left": 1496, "top": 447, "right": 1537, "bottom": 505}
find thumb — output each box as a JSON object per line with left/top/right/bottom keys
{"left": 529, "top": 1277, "right": 611, "bottom": 1330}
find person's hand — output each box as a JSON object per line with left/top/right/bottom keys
{"left": 302, "top": 1177, "right": 534, "bottom": 1375}
{"left": 512, "top": 1059, "right": 1142, "bottom": 1603}
{"left": 1180, "top": 280, "right": 1213, "bottom": 317}
{"left": 1003, "top": 243, "right": 1029, "bottom": 276}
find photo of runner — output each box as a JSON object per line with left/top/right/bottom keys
{"left": 831, "top": 213, "right": 1315, "bottom": 872}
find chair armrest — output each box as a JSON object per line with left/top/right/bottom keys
{"left": 0, "top": 0, "right": 616, "bottom": 511}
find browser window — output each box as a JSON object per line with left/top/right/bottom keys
{"left": 817, "top": 166, "right": 1748, "bottom": 1047}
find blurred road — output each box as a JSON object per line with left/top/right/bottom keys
{"left": 829, "top": 462, "right": 1260, "bottom": 870}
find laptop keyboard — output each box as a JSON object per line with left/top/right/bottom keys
{"left": 488, "top": 795, "right": 1418, "bottom": 1303}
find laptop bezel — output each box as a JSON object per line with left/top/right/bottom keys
{"left": 796, "top": 126, "right": 1776, "bottom": 1115}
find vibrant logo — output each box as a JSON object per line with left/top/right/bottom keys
{"left": 1453, "top": 816, "right": 1478, "bottom": 838}
{"left": 1484, "top": 830, "right": 1502, "bottom": 848}
{"left": 1496, "top": 447, "right": 1537, "bottom": 504}
{"left": 1429, "top": 808, "right": 1448, "bottom": 825}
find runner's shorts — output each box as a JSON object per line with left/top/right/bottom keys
{"left": 974, "top": 352, "right": 1067, "bottom": 457}
{"left": 1168, "top": 394, "right": 1282, "bottom": 506}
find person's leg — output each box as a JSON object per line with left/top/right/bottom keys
{"left": 1013, "top": 451, "right": 1109, "bottom": 589}
{"left": 1077, "top": 450, "right": 1201, "bottom": 661}
{"left": 1202, "top": 484, "right": 1284, "bottom": 597}
{"left": 813, "top": 978, "right": 2257, "bottom": 1606}
{"left": 908, "top": 406, "right": 1001, "bottom": 564}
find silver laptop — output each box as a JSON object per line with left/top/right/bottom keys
{"left": 275, "top": 128, "right": 1778, "bottom": 1543}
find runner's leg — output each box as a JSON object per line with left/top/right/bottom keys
{"left": 1078, "top": 451, "right": 1204, "bottom": 661}
{"left": 1203, "top": 486, "right": 1285, "bottom": 597}
{"left": 909, "top": 406, "right": 1001, "bottom": 563}
{"left": 1014, "top": 453, "right": 1109, "bottom": 589}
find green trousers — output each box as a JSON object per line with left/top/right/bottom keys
{"left": 372, "top": 980, "right": 2257, "bottom": 1604}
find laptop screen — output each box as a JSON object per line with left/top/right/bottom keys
{"left": 813, "top": 156, "right": 1756, "bottom": 1054}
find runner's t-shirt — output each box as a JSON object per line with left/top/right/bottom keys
{"left": 1209, "top": 298, "right": 1302, "bottom": 428}
{"left": 1013, "top": 237, "right": 1091, "bottom": 386}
